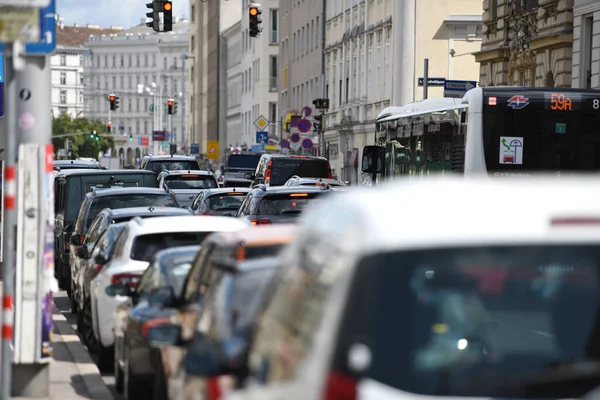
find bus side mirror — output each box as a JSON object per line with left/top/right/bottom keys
{"left": 361, "top": 146, "right": 384, "bottom": 174}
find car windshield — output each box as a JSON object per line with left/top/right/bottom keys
{"left": 164, "top": 174, "right": 218, "bottom": 189}
{"left": 256, "top": 193, "right": 324, "bottom": 215}
{"left": 130, "top": 232, "right": 210, "bottom": 262}
{"left": 87, "top": 194, "right": 177, "bottom": 226}
{"left": 334, "top": 245, "right": 600, "bottom": 398}
{"left": 270, "top": 158, "right": 330, "bottom": 186}
{"left": 148, "top": 160, "right": 199, "bottom": 174}
{"left": 207, "top": 193, "right": 246, "bottom": 211}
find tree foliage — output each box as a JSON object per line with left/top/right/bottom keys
{"left": 52, "top": 114, "right": 115, "bottom": 159}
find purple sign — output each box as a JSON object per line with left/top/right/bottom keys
{"left": 280, "top": 139, "right": 290, "bottom": 148}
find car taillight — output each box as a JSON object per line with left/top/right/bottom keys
{"left": 324, "top": 371, "right": 357, "bottom": 400}
{"left": 265, "top": 160, "right": 272, "bottom": 184}
{"left": 111, "top": 273, "right": 141, "bottom": 289}
{"left": 207, "top": 376, "right": 222, "bottom": 400}
{"left": 93, "top": 264, "right": 104, "bottom": 273}
{"left": 141, "top": 316, "right": 170, "bottom": 337}
{"left": 327, "top": 165, "right": 333, "bottom": 179}
{"left": 250, "top": 219, "right": 271, "bottom": 225}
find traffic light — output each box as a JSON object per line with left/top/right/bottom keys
{"left": 129, "top": 134, "right": 133, "bottom": 141}
{"left": 314, "top": 114, "right": 323, "bottom": 131}
{"left": 114, "top": 96, "right": 120, "bottom": 110}
{"left": 313, "top": 98, "right": 330, "bottom": 110}
{"left": 106, "top": 122, "right": 112, "bottom": 133}
{"left": 108, "top": 94, "right": 117, "bottom": 110}
{"left": 161, "top": 1, "right": 173, "bottom": 32}
{"left": 173, "top": 100, "right": 178, "bottom": 114}
{"left": 248, "top": 4, "right": 262, "bottom": 38}
{"left": 167, "top": 98, "right": 174, "bottom": 115}
{"left": 146, "top": 1, "right": 159, "bottom": 32}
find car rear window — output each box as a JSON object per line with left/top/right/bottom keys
{"left": 85, "top": 181, "right": 140, "bottom": 192}
{"left": 243, "top": 243, "right": 286, "bottom": 259}
{"left": 207, "top": 193, "right": 247, "bottom": 211}
{"left": 270, "top": 158, "right": 330, "bottom": 186}
{"left": 332, "top": 245, "right": 600, "bottom": 398}
{"left": 148, "top": 160, "right": 199, "bottom": 174}
{"left": 256, "top": 192, "right": 324, "bottom": 216}
{"left": 227, "top": 154, "right": 262, "bottom": 170}
{"left": 130, "top": 232, "right": 210, "bottom": 262}
{"left": 87, "top": 194, "right": 177, "bottom": 226}
{"left": 164, "top": 174, "right": 218, "bottom": 189}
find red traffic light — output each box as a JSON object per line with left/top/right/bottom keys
{"left": 167, "top": 100, "right": 173, "bottom": 106}
{"left": 249, "top": 7, "right": 258, "bottom": 16}
{"left": 107, "top": 122, "right": 112, "bottom": 128}
{"left": 109, "top": 95, "right": 115, "bottom": 101}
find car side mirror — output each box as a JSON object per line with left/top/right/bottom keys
{"left": 76, "top": 246, "right": 88, "bottom": 259}
{"left": 148, "top": 323, "right": 182, "bottom": 348}
{"left": 243, "top": 172, "right": 254, "bottom": 180}
{"left": 361, "top": 146, "right": 384, "bottom": 174}
{"left": 182, "top": 337, "right": 223, "bottom": 377}
{"left": 105, "top": 283, "right": 132, "bottom": 297}
{"left": 70, "top": 234, "right": 83, "bottom": 246}
{"left": 148, "top": 286, "right": 176, "bottom": 308}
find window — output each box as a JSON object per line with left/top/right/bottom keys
{"left": 191, "top": 4, "right": 195, "bottom": 21}
{"left": 489, "top": 0, "right": 497, "bottom": 20}
{"left": 384, "top": 28, "right": 391, "bottom": 99}
{"left": 80, "top": 73, "right": 84, "bottom": 85}
{"left": 79, "top": 92, "right": 83, "bottom": 104}
{"left": 376, "top": 31, "right": 382, "bottom": 101}
{"left": 60, "top": 54, "right": 66, "bottom": 66}
{"left": 60, "top": 90, "right": 66, "bottom": 104}
{"left": 112, "top": 56, "right": 116, "bottom": 67}
{"left": 269, "top": 56, "right": 278, "bottom": 92}
{"left": 60, "top": 72, "right": 66, "bottom": 85}
{"left": 367, "top": 35, "right": 373, "bottom": 101}
{"left": 144, "top": 54, "right": 148, "bottom": 67}
{"left": 112, "top": 76, "right": 116, "bottom": 89}
{"left": 128, "top": 98, "right": 132, "bottom": 112}
{"left": 270, "top": 9, "right": 279, "bottom": 44}
{"left": 582, "top": 15, "right": 593, "bottom": 89}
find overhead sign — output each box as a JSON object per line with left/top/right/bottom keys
{"left": 256, "top": 131, "right": 268, "bottom": 144}
{"left": 207, "top": 141, "right": 219, "bottom": 160}
{"left": 254, "top": 115, "right": 269, "bottom": 130}
{"left": 444, "top": 79, "right": 477, "bottom": 98}
{"left": 418, "top": 77, "right": 446, "bottom": 87}
{"left": 0, "top": 0, "right": 50, "bottom": 6}
{"left": 0, "top": 0, "right": 56, "bottom": 54}
{"left": 0, "top": 7, "right": 39, "bottom": 43}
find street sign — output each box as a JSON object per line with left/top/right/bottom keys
{"left": 280, "top": 139, "right": 290, "bottom": 148}
{"left": 153, "top": 130, "right": 166, "bottom": 141}
{"left": 302, "top": 138, "right": 313, "bottom": 149}
{"left": 119, "top": 122, "right": 125, "bottom": 132}
{"left": 418, "top": 77, "right": 446, "bottom": 86}
{"left": 0, "top": 7, "right": 39, "bottom": 43}
{"left": 0, "top": 0, "right": 57, "bottom": 54}
{"left": 256, "top": 131, "right": 268, "bottom": 144}
{"left": 302, "top": 106, "right": 312, "bottom": 117}
{"left": 254, "top": 115, "right": 269, "bottom": 130}
{"left": 0, "top": 55, "right": 4, "bottom": 118}
{"left": 251, "top": 144, "right": 264, "bottom": 152}
{"left": 190, "top": 143, "right": 200, "bottom": 155}
{"left": 290, "top": 133, "right": 300, "bottom": 143}
{"left": 207, "top": 141, "right": 219, "bottom": 160}
{"left": 444, "top": 79, "right": 477, "bottom": 98}
{"left": 297, "top": 118, "right": 312, "bottom": 133}
{"left": 0, "top": 0, "right": 50, "bottom": 6}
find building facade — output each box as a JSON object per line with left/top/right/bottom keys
{"left": 278, "top": 0, "right": 324, "bottom": 140}
{"left": 324, "top": 0, "right": 482, "bottom": 183}
{"left": 572, "top": 0, "right": 600, "bottom": 88}
{"left": 53, "top": 21, "right": 121, "bottom": 118}
{"left": 239, "top": 0, "right": 280, "bottom": 149}
{"left": 84, "top": 20, "right": 189, "bottom": 165}
{"left": 476, "top": 0, "right": 573, "bottom": 88}
{"left": 223, "top": 21, "right": 244, "bottom": 148}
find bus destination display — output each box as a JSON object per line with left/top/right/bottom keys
{"left": 543, "top": 92, "right": 600, "bottom": 112}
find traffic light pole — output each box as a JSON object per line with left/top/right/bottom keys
{"left": 168, "top": 114, "right": 173, "bottom": 149}
{"left": 108, "top": 109, "right": 111, "bottom": 133}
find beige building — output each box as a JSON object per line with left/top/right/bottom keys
{"left": 278, "top": 0, "right": 324, "bottom": 126}
{"left": 323, "top": 0, "right": 482, "bottom": 183}
{"left": 476, "top": 0, "right": 574, "bottom": 88}
{"left": 572, "top": 0, "right": 600, "bottom": 88}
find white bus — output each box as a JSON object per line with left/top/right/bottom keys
{"left": 362, "top": 87, "right": 600, "bottom": 179}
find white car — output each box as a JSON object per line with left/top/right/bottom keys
{"left": 90, "top": 215, "right": 249, "bottom": 369}
{"left": 228, "top": 176, "right": 600, "bottom": 400}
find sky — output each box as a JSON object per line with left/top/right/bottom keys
{"left": 56, "top": 0, "right": 190, "bottom": 29}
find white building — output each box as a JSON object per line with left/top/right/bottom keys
{"left": 572, "top": 0, "right": 600, "bottom": 89}
{"left": 84, "top": 19, "right": 189, "bottom": 165}
{"left": 239, "top": 0, "right": 280, "bottom": 148}
{"left": 52, "top": 21, "right": 122, "bottom": 118}
{"left": 223, "top": 20, "right": 243, "bottom": 148}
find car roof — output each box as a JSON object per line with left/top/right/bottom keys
{"left": 54, "top": 159, "right": 98, "bottom": 165}
{"left": 160, "top": 170, "right": 212, "bottom": 176}
{"left": 209, "top": 224, "right": 298, "bottom": 248}
{"left": 108, "top": 206, "right": 191, "bottom": 218}
{"left": 131, "top": 215, "right": 249, "bottom": 235}
{"left": 261, "top": 154, "right": 328, "bottom": 161}
{"left": 253, "top": 185, "right": 331, "bottom": 194}
{"left": 297, "top": 176, "right": 600, "bottom": 256}
{"left": 145, "top": 155, "right": 197, "bottom": 160}
{"left": 203, "top": 187, "right": 251, "bottom": 196}
{"left": 292, "top": 177, "right": 344, "bottom": 185}
{"left": 56, "top": 169, "right": 155, "bottom": 178}
{"left": 86, "top": 187, "right": 168, "bottom": 198}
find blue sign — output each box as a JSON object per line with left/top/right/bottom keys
{"left": 297, "top": 118, "right": 312, "bottom": 133}
{"left": 252, "top": 144, "right": 265, "bottom": 152}
{"left": 0, "top": 0, "right": 57, "bottom": 54}
{"left": 443, "top": 80, "right": 477, "bottom": 98}
{"left": 190, "top": 143, "right": 200, "bottom": 155}
{"left": 418, "top": 77, "right": 446, "bottom": 86}
{"left": 256, "top": 131, "right": 268, "bottom": 144}
{"left": 280, "top": 139, "right": 290, "bottom": 148}
{"left": 0, "top": 55, "right": 4, "bottom": 118}
{"left": 302, "top": 138, "right": 313, "bottom": 149}
{"left": 302, "top": 106, "right": 312, "bottom": 117}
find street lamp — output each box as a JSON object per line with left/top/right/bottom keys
{"left": 181, "top": 53, "right": 195, "bottom": 153}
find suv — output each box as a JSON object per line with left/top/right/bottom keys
{"left": 54, "top": 159, "right": 103, "bottom": 171}
{"left": 222, "top": 152, "right": 263, "bottom": 187}
{"left": 140, "top": 154, "right": 201, "bottom": 174}
{"left": 157, "top": 170, "right": 219, "bottom": 207}
{"left": 236, "top": 185, "right": 331, "bottom": 225}
{"left": 248, "top": 154, "right": 333, "bottom": 188}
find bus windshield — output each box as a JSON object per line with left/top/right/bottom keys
{"left": 482, "top": 89, "right": 600, "bottom": 175}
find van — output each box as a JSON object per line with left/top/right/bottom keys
{"left": 248, "top": 154, "right": 333, "bottom": 188}
{"left": 54, "top": 169, "right": 158, "bottom": 289}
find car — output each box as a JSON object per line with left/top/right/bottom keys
{"left": 157, "top": 170, "right": 219, "bottom": 207}
{"left": 141, "top": 154, "right": 202, "bottom": 174}
{"left": 54, "top": 159, "right": 103, "bottom": 170}
{"left": 248, "top": 154, "right": 334, "bottom": 188}
{"left": 190, "top": 187, "right": 251, "bottom": 216}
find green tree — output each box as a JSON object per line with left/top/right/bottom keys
{"left": 52, "top": 114, "right": 115, "bottom": 159}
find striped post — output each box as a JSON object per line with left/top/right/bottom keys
{"left": 1, "top": 165, "right": 15, "bottom": 342}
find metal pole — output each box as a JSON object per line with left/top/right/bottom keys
{"left": 168, "top": 114, "right": 173, "bottom": 147}
{"left": 320, "top": 111, "right": 325, "bottom": 157}
{"left": 1, "top": 49, "right": 16, "bottom": 400}
{"left": 108, "top": 108, "right": 111, "bottom": 134}
{"left": 423, "top": 58, "right": 429, "bottom": 100}
{"left": 191, "top": 57, "right": 196, "bottom": 150}
{"left": 181, "top": 61, "right": 185, "bottom": 151}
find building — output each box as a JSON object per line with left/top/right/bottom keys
{"left": 223, "top": 20, "right": 244, "bottom": 148}
{"left": 84, "top": 19, "right": 189, "bottom": 165}
{"left": 278, "top": 0, "right": 323, "bottom": 146}
{"left": 239, "top": 0, "right": 279, "bottom": 149}
{"left": 572, "top": 0, "right": 600, "bottom": 89}
{"left": 323, "top": 0, "right": 482, "bottom": 183}
{"left": 476, "top": 0, "right": 573, "bottom": 88}
{"left": 52, "top": 20, "right": 121, "bottom": 118}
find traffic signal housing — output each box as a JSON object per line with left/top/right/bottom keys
{"left": 108, "top": 94, "right": 117, "bottom": 110}
{"left": 146, "top": 1, "right": 159, "bottom": 32}
{"left": 248, "top": 4, "right": 262, "bottom": 38}
{"left": 167, "top": 98, "right": 175, "bottom": 115}
{"left": 313, "top": 98, "right": 330, "bottom": 110}
{"left": 106, "top": 122, "right": 112, "bottom": 133}
{"left": 129, "top": 134, "right": 133, "bottom": 141}
{"left": 161, "top": 1, "right": 173, "bottom": 32}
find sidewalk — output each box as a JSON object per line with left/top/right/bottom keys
{"left": 11, "top": 298, "right": 114, "bottom": 400}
